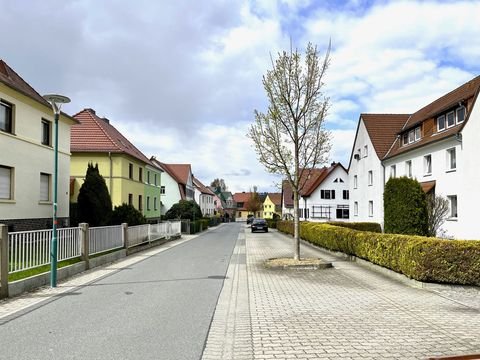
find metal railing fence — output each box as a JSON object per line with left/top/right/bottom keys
{"left": 88, "top": 225, "right": 124, "bottom": 255}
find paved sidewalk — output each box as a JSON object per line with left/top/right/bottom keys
{"left": 202, "top": 228, "right": 480, "bottom": 360}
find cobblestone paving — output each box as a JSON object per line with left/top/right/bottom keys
{"left": 203, "top": 228, "right": 480, "bottom": 360}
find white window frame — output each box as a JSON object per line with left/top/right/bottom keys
{"left": 390, "top": 165, "right": 396, "bottom": 178}
{"left": 437, "top": 115, "right": 446, "bottom": 132}
{"left": 447, "top": 195, "right": 458, "bottom": 219}
{"left": 405, "top": 160, "right": 412, "bottom": 178}
{"left": 160, "top": 186, "right": 165, "bottom": 194}
{"left": 354, "top": 175, "right": 358, "bottom": 189}
{"left": 456, "top": 106, "right": 466, "bottom": 124}
{"left": 0, "top": 165, "right": 13, "bottom": 200}
{"left": 414, "top": 126, "right": 421, "bottom": 141}
{"left": 368, "top": 170, "right": 373, "bottom": 186}
{"left": 424, "top": 154, "right": 432, "bottom": 176}
{"left": 0, "top": 100, "right": 13, "bottom": 134}
{"left": 40, "top": 173, "right": 51, "bottom": 202}
{"left": 446, "top": 147, "right": 456, "bottom": 171}
{"left": 363, "top": 145, "right": 368, "bottom": 158}
{"left": 354, "top": 202, "right": 358, "bottom": 216}
{"left": 446, "top": 111, "right": 455, "bottom": 128}
{"left": 368, "top": 200, "right": 373, "bottom": 217}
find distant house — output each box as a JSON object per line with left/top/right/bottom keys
{"left": 0, "top": 59, "right": 78, "bottom": 231}
{"left": 150, "top": 158, "right": 194, "bottom": 215}
{"left": 281, "top": 162, "right": 349, "bottom": 222}
{"left": 70, "top": 108, "right": 162, "bottom": 222}
{"left": 193, "top": 176, "right": 215, "bottom": 216}
{"left": 263, "top": 193, "right": 282, "bottom": 219}
{"left": 349, "top": 75, "right": 480, "bottom": 239}
{"left": 233, "top": 192, "right": 263, "bottom": 221}
{"left": 211, "top": 188, "right": 236, "bottom": 220}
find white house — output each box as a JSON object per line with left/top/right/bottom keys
{"left": 193, "top": 176, "right": 215, "bottom": 216}
{"left": 0, "top": 59, "right": 78, "bottom": 231}
{"left": 350, "top": 75, "right": 480, "bottom": 239}
{"left": 150, "top": 158, "right": 195, "bottom": 215}
{"left": 282, "top": 163, "right": 350, "bottom": 222}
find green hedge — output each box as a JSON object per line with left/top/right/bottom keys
{"left": 190, "top": 219, "right": 210, "bottom": 234}
{"left": 327, "top": 221, "right": 382, "bottom": 233}
{"left": 276, "top": 221, "right": 480, "bottom": 286}
{"left": 266, "top": 219, "right": 277, "bottom": 229}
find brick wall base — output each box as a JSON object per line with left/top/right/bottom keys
{"left": 0, "top": 217, "right": 70, "bottom": 232}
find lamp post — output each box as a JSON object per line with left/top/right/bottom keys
{"left": 43, "top": 94, "right": 71, "bottom": 288}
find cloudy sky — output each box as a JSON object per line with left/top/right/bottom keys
{"left": 2, "top": 0, "right": 480, "bottom": 193}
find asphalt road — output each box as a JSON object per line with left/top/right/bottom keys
{"left": 0, "top": 223, "right": 242, "bottom": 360}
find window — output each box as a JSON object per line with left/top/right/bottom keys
{"left": 408, "top": 130, "right": 414, "bottom": 143}
{"left": 160, "top": 186, "right": 165, "bottom": 194}
{"left": 154, "top": 174, "right": 158, "bottom": 186}
{"left": 0, "top": 100, "right": 13, "bottom": 133}
{"left": 336, "top": 205, "right": 349, "bottom": 219}
{"left": 368, "top": 201, "right": 373, "bottom": 217}
{"left": 41, "top": 119, "right": 51, "bottom": 146}
{"left": 415, "top": 127, "right": 421, "bottom": 141}
{"left": 320, "top": 190, "right": 335, "bottom": 199}
{"left": 154, "top": 197, "right": 157, "bottom": 210}
{"left": 424, "top": 155, "right": 432, "bottom": 175}
{"left": 363, "top": 145, "right": 368, "bottom": 158}
{"left": 139, "top": 168, "right": 143, "bottom": 182}
{"left": 147, "top": 196, "right": 150, "bottom": 211}
{"left": 147, "top": 171, "right": 150, "bottom": 184}
{"left": 448, "top": 195, "right": 457, "bottom": 218}
{"left": 129, "top": 164, "right": 133, "bottom": 179}
{"left": 437, "top": 115, "right": 446, "bottom": 131}
{"left": 312, "top": 205, "right": 331, "bottom": 219}
{"left": 405, "top": 160, "right": 412, "bottom": 178}
{"left": 368, "top": 170, "right": 373, "bottom": 186}
{"left": 403, "top": 133, "right": 408, "bottom": 145}
{"left": 354, "top": 202, "right": 358, "bottom": 216}
{"left": 353, "top": 175, "right": 358, "bottom": 189}
{"left": 40, "top": 173, "right": 50, "bottom": 201}
{"left": 138, "top": 195, "right": 143, "bottom": 211}
{"left": 446, "top": 111, "right": 455, "bottom": 128}
{"left": 390, "top": 165, "right": 396, "bottom": 178}
{"left": 128, "top": 193, "right": 133, "bottom": 206}
{"left": 343, "top": 190, "right": 349, "bottom": 200}
{"left": 446, "top": 148, "right": 456, "bottom": 171}
{"left": 305, "top": 208, "right": 310, "bottom": 219}
{"left": 0, "top": 166, "right": 13, "bottom": 200}
{"left": 457, "top": 106, "right": 465, "bottom": 123}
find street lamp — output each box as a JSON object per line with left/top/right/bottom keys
{"left": 43, "top": 94, "right": 71, "bottom": 288}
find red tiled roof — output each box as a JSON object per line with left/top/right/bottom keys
{"left": 361, "top": 114, "right": 410, "bottom": 159}
{"left": 193, "top": 176, "right": 215, "bottom": 196}
{"left": 158, "top": 163, "right": 191, "bottom": 186}
{"left": 71, "top": 109, "right": 151, "bottom": 164}
{"left": 282, "top": 180, "right": 293, "bottom": 208}
{"left": 268, "top": 193, "right": 282, "bottom": 206}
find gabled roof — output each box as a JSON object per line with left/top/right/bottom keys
{"left": 402, "top": 75, "right": 480, "bottom": 131}
{"left": 0, "top": 59, "right": 51, "bottom": 108}
{"left": 71, "top": 108, "right": 151, "bottom": 164}
{"left": 385, "top": 76, "right": 480, "bottom": 159}
{"left": 0, "top": 59, "right": 77, "bottom": 123}
{"left": 158, "top": 163, "right": 192, "bottom": 186}
{"left": 267, "top": 193, "right": 282, "bottom": 206}
{"left": 233, "top": 192, "right": 252, "bottom": 204}
{"left": 282, "top": 180, "right": 293, "bottom": 208}
{"left": 193, "top": 176, "right": 215, "bottom": 196}
{"left": 361, "top": 114, "right": 410, "bottom": 159}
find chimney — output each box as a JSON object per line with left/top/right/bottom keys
{"left": 101, "top": 117, "right": 110, "bottom": 124}
{"left": 84, "top": 108, "right": 96, "bottom": 114}
{"left": 331, "top": 161, "right": 336, "bottom": 167}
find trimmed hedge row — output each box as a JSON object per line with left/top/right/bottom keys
{"left": 276, "top": 221, "right": 480, "bottom": 286}
{"left": 327, "top": 221, "right": 382, "bottom": 233}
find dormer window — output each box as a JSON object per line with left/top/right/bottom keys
{"left": 402, "top": 126, "right": 421, "bottom": 146}
{"left": 437, "top": 105, "right": 466, "bottom": 132}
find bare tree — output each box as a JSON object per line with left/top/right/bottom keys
{"left": 246, "top": 191, "right": 262, "bottom": 215}
{"left": 426, "top": 194, "right": 450, "bottom": 237}
{"left": 248, "top": 42, "right": 331, "bottom": 260}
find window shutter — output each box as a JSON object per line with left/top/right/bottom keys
{"left": 332, "top": 190, "right": 335, "bottom": 199}
{"left": 321, "top": 190, "right": 325, "bottom": 199}
{"left": 0, "top": 167, "right": 11, "bottom": 199}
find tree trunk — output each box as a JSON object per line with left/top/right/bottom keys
{"left": 293, "top": 189, "right": 300, "bottom": 260}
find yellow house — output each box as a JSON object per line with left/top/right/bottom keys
{"left": 70, "top": 108, "right": 161, "bottom": 220}
{"left": 263, "top": 193, "right": 282, "bottom": 219}
{"left": 0, "top": 59, "right": 77, "bottom": 231}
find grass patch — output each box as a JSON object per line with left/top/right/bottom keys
{"left": 8, "top": 257, "right": 82, "bottom": 282}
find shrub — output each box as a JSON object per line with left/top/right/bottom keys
{"left": 266, "top": 219, "right": 277, "bottom": 229}
{"left": 164, "top": 200, "right": 202, "bottom": 220}
{"left": 190, "top": 219, "right": 209, "bottom": 234}
{"left": 77, "top": 163, "right": 112, "bottom": 226}
{"left": 327, "top": 221, "right": 382, "bottom": 233}
{"left": 111, "top": 204, "right": 147, "bottom": 226}
{"left": 277, "top": 221, "right": 480, "bottom": 286}
{"left": 384, "top": 177, "right": 428, "bottom": 236}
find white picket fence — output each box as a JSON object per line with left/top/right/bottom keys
{"left": 7, "top": 221, "right": 181, "bottom": 274}
{"left": 8, "top": 227, "right": 81, "bottom": 274}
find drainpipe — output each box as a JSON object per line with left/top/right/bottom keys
{"left": 108, "top": 152, "right": 113, "bottom": 197}
{"left": 381, "top": 162, "right": 386, "bottom": 231}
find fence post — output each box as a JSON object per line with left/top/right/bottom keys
{"left": 79, "top": 223, "right": 90, "bottom": 270}
{"left": 122, "top": 223, "right": 128, "bottom": 249}
{"left": 148, "top": 224, "right": 151, "bottom": 243}
{"left": 0, "top": 224, "right": 9, "bottom": 299}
